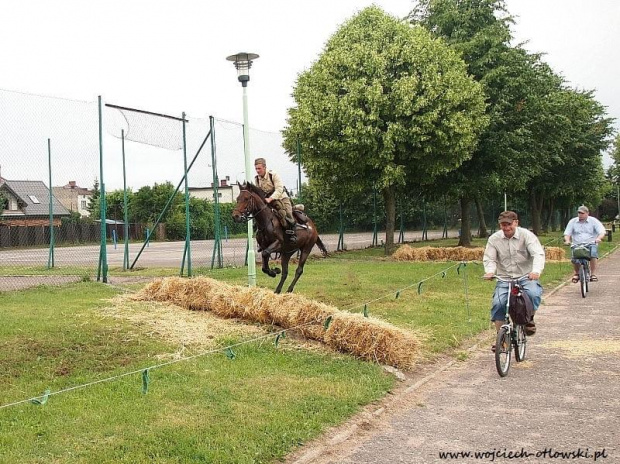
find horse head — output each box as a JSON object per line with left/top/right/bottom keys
{"left": 232, "top": 181, "right": 267, "bottom": 223}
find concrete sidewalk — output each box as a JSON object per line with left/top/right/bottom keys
{"left": 290, "top": 249, "right": 620, "bottom": 464}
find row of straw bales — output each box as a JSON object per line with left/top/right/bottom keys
{"left": 134, "top": 277, "right": 419, "bottom": 369}
{"left": 393, "top": 245, "right": 566, "bottom": 262}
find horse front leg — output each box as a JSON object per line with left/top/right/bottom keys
{"left": 286, "top": 248, "right": 311, "bottom": 293}
{"left": 261, "top": 241, "right": 281, "bottom": 278}
{"left": 275, "top": 253, "right": 293, "bottom": 294}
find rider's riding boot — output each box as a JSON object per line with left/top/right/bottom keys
{"left": 285, "top": 219, "right": 297, "bottom": 244}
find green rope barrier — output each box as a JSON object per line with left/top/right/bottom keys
{"left": 274, "top": 331, "right": 286, "bottom": 347}
{"left": 30, "top": 389, "right": 50, "bottom": 406}
{"left": 142, "top": 369, "right": 150, "bottom": 395}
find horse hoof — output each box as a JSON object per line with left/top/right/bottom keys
{"left": 273, "top": 268, "right": 281, "bottom": 275}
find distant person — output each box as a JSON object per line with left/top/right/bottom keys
{"left": 483, "top": 211, "right": 545, "bottom": 344}
{"left": 563, "top": 205, "right": 606, "bottom": 282}
{"left": 254, "top": 157, "right": 297, "bottom": 243}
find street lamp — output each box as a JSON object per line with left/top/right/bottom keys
{"left": 227, "top": 52, "right": 259, "bottom": 287}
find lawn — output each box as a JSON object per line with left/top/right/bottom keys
{"left": 0, "top": 234, "right": 617, "bottom": 463}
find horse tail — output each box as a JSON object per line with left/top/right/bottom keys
{"left": 315, "top": 236, "right": 328, "bottom": 257}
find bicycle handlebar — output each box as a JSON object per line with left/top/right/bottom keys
{"left": 487, "top": 274, "right": 530, "bottom": 283}
{"left": 569, "top": 242, "right": 596, "bottom": 248}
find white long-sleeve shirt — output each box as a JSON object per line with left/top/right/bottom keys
{"left": 483, "top": 227, "right": 545, "bottom": 278}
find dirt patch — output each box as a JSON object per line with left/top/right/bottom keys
{"left": 0, "top": 275, "right": 82, "bottom": 292}
{"left": 540, "top": 339, "right": 620, "bottom": 358}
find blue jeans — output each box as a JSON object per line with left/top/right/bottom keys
{"left": 490, "top": 279, "right": 543, "bottom": 322}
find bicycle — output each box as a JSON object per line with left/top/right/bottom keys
{"left": 569, "top": 243, "right": 594, "bottom": 299}
{"left": 492, "top": 275, "right": 529, "bottom": 377}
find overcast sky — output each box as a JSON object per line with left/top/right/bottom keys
{"left": 0, "top": 0, "right": 617, "bottom": 189}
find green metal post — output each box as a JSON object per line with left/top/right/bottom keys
{"left": 180, "top": 112, "right": 192, "bottom": 277}
{"left": 372, "top": 186, "right": 378, "bottom": 247}
{"left": 97, "top": 96, "right": 108, "bottom": 283}
{"left": 296, "top": 138, "right": 302, "bottom": 203}
{"left": 210, "top": 116, "right": 223, "bottom": 269}
{"left": 337, "top": 203, "right": 345, "bottom": 251}
{"left": 122, "top": 130, "right": 130, "bottom": 271}
{"left": 422, "top": 199, "right": 428, "bottom": 241}
{"left": 617, "top": 183, "right": 619, "bottom": 221}
{"left": 442, "top": 196, "right": 448, "bottom": 239}
{"left": 398, "top": 200, "right": 405, "bottom": 243}
{"left": 47, "top": 138, "right": 55, "bottom": 269}
{"left": 130, "top": 129, "right": 211, "bottom": 269}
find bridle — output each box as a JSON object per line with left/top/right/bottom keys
{"left": 235, "top": 189, "right": 269, "bottom": 222}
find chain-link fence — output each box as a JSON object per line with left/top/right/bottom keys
{"left": 3, "top": 88, "right": 550, "bottom": 292}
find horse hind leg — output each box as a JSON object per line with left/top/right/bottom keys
{"left": 286, "top": 248, "right": 311, "bottom": 293}
{"left": 274, "top": 253, "right": 292, "bottom": 294}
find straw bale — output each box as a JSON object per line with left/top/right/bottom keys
{"left": 324, "top": 312, "right": 418, "bottom": 368}
{"left": 393, "top": 245, "right": 484, "bottom": 262}
{"left": 393, "top": 245, "right": 566, "bottom": 262}
{"left": 544, "top": 246, "right": 566, "bottom": 261}
{"left": 135, "top": 277, "right": 420, "bottom": 369}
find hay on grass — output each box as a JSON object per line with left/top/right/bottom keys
{"left": 544, "top": 246, "right": 566, "bottom": 261}
{"left": 393, "top": 244, "right": 566, "bottom": 262}
{"left": 393, "top": 245, "right": 484, "bottom": 261}
{"left": 134, "top": 277, "right": 419, "bottom": 369}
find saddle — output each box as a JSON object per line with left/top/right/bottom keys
{"left": 293, "top": 204, "right": 309, "bottom": 224}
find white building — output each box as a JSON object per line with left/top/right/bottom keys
{"left": 189, "top": 177, "right": 240, "bottom": 204}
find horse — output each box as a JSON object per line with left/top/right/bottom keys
{"left": 231, "top": 181, "right": 328, "bottom": 293}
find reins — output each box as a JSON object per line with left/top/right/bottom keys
{"left": 237, "top": 189, "right": 270, "bottom": 222}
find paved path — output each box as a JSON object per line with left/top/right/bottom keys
{"left": 289, "top": 249, "right": 620, "bottom": 464}
{"left": 0, "top": 229, "right": 458, "bottom": 269}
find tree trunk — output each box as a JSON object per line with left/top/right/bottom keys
{"left": 383, "top": 186, "right": 396, "bottom": 255}
{"left": 545, "top": 198, "right": 556, "bottom": 232}
{"left": 458, "top": 196, "right": 472, "bottom": 247}
{"left": 529, "top": 190, "right": 542, "bottom": 235}
{"left": 475, "top": 197, "right": 488, "bottom": 238}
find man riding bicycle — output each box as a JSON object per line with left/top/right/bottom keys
{"left": 483, "top": 211, "right": 545, "bottom": 345}
{"left": 563, "top": 205, "right": 606, "bottom": 283}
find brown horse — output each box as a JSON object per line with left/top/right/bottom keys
{"left": 232, "top": 181, "right": 328, "bottom": 293}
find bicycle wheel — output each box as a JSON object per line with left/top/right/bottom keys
{"left": 514, "top": 325, "right": 527, "bottom": 362}
{"left": 495, "top": 327, "right": 511, "bottom": 377}
{"left": 585, "top": 262, "right": 590, "bottom": 293}
{"left": 579, "top": 264, "right": 587, "bottom": 298}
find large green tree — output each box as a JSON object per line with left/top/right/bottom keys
{"left": 523, "top": 88, "right": 613, "bottom": 233}
{"left": 283, "top": 6, "right": 487, "bottom": 251}
{"left": 411, "top": 0, "right": 547, "bottom": 244}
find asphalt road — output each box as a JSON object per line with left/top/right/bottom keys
{"left": 0, "top": 229, "right": 458, "bottom": 269}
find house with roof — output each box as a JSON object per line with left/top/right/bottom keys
{"left": 189, "top": 177, "right": 240, "bottom": 203}
{"left": 52, "top": 181, "right": 93, "bottom": 217}
{"left": 0, "top": 179, "right": 71, "bottom": 227}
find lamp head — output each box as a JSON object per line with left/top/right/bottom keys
{"left": 226, "top": 52, "right": 259, "bottom": 87}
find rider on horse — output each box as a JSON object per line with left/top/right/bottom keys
{"left": 254, "top": 157, "right": 297, "bottom": 244}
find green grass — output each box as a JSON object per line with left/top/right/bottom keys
{"left": 1, "top": 235, "right": 617, "bottom": 463}
{"left": 0, "top": 283, "right": 393, "bottom": 464}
